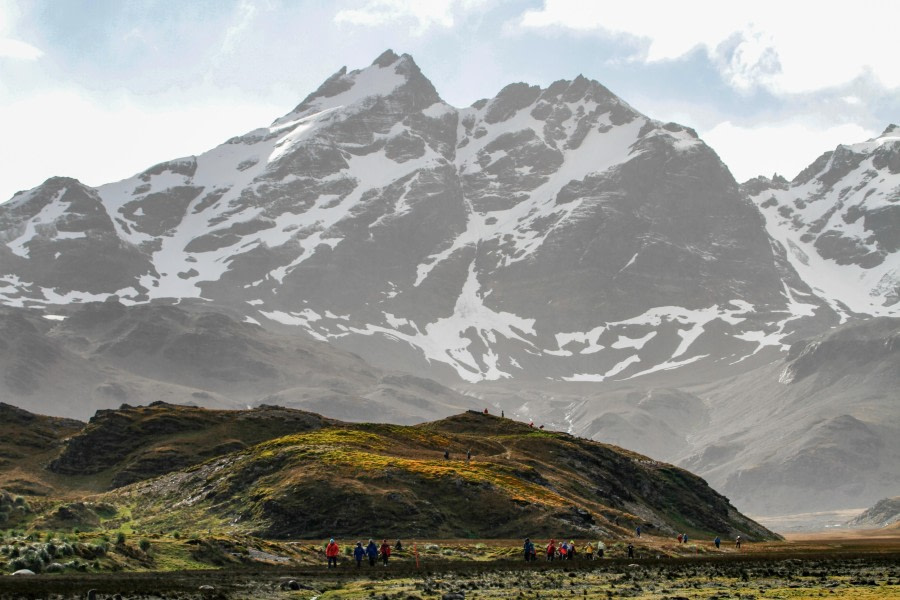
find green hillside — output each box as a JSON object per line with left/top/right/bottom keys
{"left": 106, "top": 410, "right": 774, "bottom": 540}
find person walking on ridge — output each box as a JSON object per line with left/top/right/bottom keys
{"left": 353, "top": 541, "right": 365, "bottom": 567}
{"left": 326, "top": 538, "right": 339, "bottom": 568}
{"left": 714, "top": 536, "right": 721, "bottom": 549}
{"left": 627, "top": 543, "right": 634, "bottom": 559}
{"left": 546, "top": 539, "right": 556, "bottom": 561}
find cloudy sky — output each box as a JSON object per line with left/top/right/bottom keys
{"left": 1, "top": 0, "right": 897, "bottom": 203}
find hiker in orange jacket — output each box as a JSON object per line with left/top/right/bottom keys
{"left": 326, "top": 538, "right": 340, "bottom": 568}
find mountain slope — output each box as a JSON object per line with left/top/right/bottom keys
{"left": 0, "top": 50, "right": 836, "bottom": 386}
{"left": 0, "top": 50, "right": 897, "bottom": 519}
{"left": 47, "top": 402, "right": 336, "bottom": 489}
{"left": 0, "top": 301, "right": 477, "bottom": 422}
{"left": 464, "top": 316, "right": 900, "bottom": 516}
{"left": 744, "top": 125, "right": 900, "bottom": 317}
{"left": 107, "top": 410, "right": 774, "bottom": 540}
{"left": 0, "top": 402, "right": 82, "bottom": 497}
{"left": 849, "top": 496, "right": 900, "bottom": 529}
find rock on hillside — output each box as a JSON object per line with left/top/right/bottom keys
{"left": 111, "top": 410, "right": 775, "bottom": 541}
{"left": 849, "top": 496, "right": 900, "bottom": 529}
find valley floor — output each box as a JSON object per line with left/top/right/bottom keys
{"left": 2, "top": 533, "right": 899, "bottom": 599}
{"left": 752, "top": 509, "right": 867, "bottom": 533}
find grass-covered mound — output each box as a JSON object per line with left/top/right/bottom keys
{"left": 48, "top": 402, "right": 335, "bottom": 489}
{"left": 109, "top": 410, "right": 774, "bottom": 541}
{"left": 0, "top": 402, "right": 83, "bottom": 497}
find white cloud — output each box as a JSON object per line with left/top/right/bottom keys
{"left": 0, "top": 1, "right": 43, "bottom": 60}
{"left": 220, "top": 0, "right": 260, "bottom": 55}
{"left": 701, "top": 120, "right": 877, "bottom": 182}
{"left": 0, "top": 88, "right": 283, "bottom": 203}
{"left": 0, "top": 37, "right": 42, "bottom": 60}
{"left": 334, "top": 0, "right": 488, "bottom": 35}
{"left": 515, "top": 0, "right": 900, "bottom": 94}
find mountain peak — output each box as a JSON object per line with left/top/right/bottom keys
{"left": 372, "top": 48, "right": 400, "bottom": 67}
{"left": 881, "top": 124, "right": 899, "bottom": 137}
{"left": 371, "top": 49, "right": 419, "bottom": 72}
{"left": 275, "top": 50, "right": 435, "bottom": 124}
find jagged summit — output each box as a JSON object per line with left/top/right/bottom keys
{"left": 745, "top": 124, "right": 900, "bottom": 317}
{"left": 372, "top": 48, "right": 401, "bottom": 67}
{"left": 0, "top": 49, "right": 833, "bottom": 384}
{"left": 275, "top": 49, "right": 437, "bottom": 126}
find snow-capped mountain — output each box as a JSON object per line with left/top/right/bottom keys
{"left": 1, "top": 50, "right": 898, "bottom": 517}
{"left": 0, "top": 50, "right": 840, "bottom": 385}
{"left": 744, "top": 125, "right": 900, "bottom": 318}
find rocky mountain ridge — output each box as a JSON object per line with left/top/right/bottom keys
{"left": 0, "top": 50, "right": 845, "bottom": 385}
{"left": 744, "top": 124, "right": 900, "bottom": 318}
{"left": 0, "top": 50, "right": 897, "bottom": 518}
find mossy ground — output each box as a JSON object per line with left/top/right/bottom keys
{"left": 1, "top": 541, "right": 898, "bottom": 599}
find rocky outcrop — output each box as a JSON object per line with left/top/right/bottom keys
{"left": 849, "top": 496, "right": 900, "bottom": 528}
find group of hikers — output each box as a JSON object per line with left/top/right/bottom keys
{"left": 324, "top": 533, "right": 745, "bottom": 567}
{"left": 524, "top": 538, "right": 618, "bottom": 561}
{"left": 326, "top": 538, "right": 398, "bottom": 568}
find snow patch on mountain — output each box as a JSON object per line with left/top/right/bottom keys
{"left": 275, "top": 56, "right": 410, "bottom": 124}
{"left": 415, "top": 116, "right": 645, "bottom": 286}
{"left": 349, "top": 262, "right": 537, "bottom": 382}
{"left": 5, "top": 189, "right": 67, "bottom": 258}
{"left": 747, "top": 128, "right": 900, "bottom": 316}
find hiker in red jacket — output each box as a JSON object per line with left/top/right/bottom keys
{"left": 380, "top": 539, "right": 391, "bottom": 566}
{"left": 546, "top": 539, "right": 556, "bottom": 561}
{"left": 326, "top": 538, "right": 340, "bottom": 568}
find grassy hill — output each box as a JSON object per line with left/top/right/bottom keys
{"left": 1, "top": 403, "right": 775, "bottom": 542}
{"left": 0, "top": 402, "right": 83, "bottom": 498}
{"left": 105, "top": 410, "right": 774, "bottom": 541}
{"left": 48, "top": 402, "right": 335, "bottom": 489}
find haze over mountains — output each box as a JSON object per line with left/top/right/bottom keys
{"left": 0, "top": 50, "right": 897, "bottom": 518}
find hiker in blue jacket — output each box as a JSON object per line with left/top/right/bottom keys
{"left": 366, "top": 539, "right": 379, "bottom": 566}
{"left": 354, "top": 541, "right": 365, "bottom": 567}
